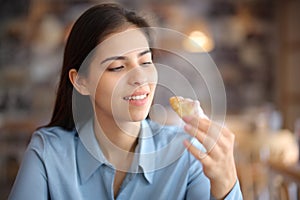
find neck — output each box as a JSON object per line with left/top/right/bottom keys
{"left": 93, "top": 114, "right": 141, "bottom": 163}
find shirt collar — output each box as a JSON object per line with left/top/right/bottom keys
{"left": 76, "top": 119, "right": 109, "bottom": 183}
{"left": 76, "top": 119, "right": 156, "bottom": 184}
{"left": 135, "top": 120, "right": 156, "bottom": 183}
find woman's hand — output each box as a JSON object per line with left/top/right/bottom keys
{"left": 182, "top": 114, "right": 238, "bottom": 199}
{"left": 169, "top": 96, "right": 237, "bottom": 199}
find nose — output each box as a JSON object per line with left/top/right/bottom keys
{"left": 127, "top": 62, "right": 148, "bottom": 86}
{"left": 128, "top": 66, "right": 147, "bottom": 86}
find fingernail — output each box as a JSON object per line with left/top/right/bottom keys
{"left": 183, "top": 140, "right": 191, "bottom": 148}
{"left": 184, "top": 124, "right": 192, "bottom": 131}
{"left": 182, "top": 115, "right": 193, "bottom": 122}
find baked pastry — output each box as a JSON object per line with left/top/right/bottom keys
{"left": 169, "top": 96, "right": 193, "bottom": 118}
{"left": 169, "top": 96, "right": 207, "bottom": 118}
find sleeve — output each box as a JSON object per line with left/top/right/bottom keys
{"left": 209, "top": 181, "right": 243, "bottom": 200}
{"left": 222, "top": 181, "right": 243, "bottom": 200}
{"left": 185, "top": 162, "right": 211, "bottom": 199}
{"left": 185, "top": 139, "right": 210, "bottom": 199}
{"left": 8, "top": 133, "right": 49, "bottom": 200}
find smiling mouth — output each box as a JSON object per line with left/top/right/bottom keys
{"left": 123, "top": 93, "right": 148, "bottom": 101}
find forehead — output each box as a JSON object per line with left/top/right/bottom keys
{"left": 95, "top": 28, "right": 150, "bottom": 60}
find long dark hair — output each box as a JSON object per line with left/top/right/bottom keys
{"left": 44, "top": 3, "right": 152, "bottom": 130}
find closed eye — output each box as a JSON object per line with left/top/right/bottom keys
{"left": 107, "top": 66, "right": 124, "bottom": 72}
{"left": 141, "top": 61, "right": 153, "bottom": 65}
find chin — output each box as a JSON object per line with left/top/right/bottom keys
{"left": 128, "top": 111, "right": 149, "bottom": 122}
{"left": 129, "top": 115, "right": 147, "bottom": 122}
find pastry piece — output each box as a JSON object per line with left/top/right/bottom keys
{"left": 169, "top": 96, "right": 208, "bottom": 119}
{"left": 169, "top": 96, "right": 194, "bottom": 118}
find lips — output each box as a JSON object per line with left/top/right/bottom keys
{"left": 123, "top": 94, "right": 148, "bottom": 100}
{"left": 123, "top": 92, "right": 149, "bottom": 101}
{"left": 123, "top": 91, "right": 150, "bottom": 106}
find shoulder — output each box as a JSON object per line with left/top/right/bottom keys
{"left": 28, "top": 126, "right": 78, "bottom": 157}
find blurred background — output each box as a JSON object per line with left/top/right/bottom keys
{"left": 0, "top": 0, "right": 299, "bottom": 199}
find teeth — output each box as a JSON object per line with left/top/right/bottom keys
{"left": 124, "top": 94, "right": 147, "bottom": 100}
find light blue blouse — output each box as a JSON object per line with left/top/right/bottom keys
{"left": 9, "top": 119, "right": 242, "bottom": 200}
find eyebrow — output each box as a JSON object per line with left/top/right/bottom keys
{"left": 100, "top": 49, "right": 151, "bottom": 64}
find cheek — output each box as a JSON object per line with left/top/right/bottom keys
{"left": 91, "top": 79, "right": 115, "bottom": 114}
{"left": 85, "top": 66, "right": 103, "bottom": 97}
{"left": 148, "top": 66, "right": 158, "bottom": 84}
{"left": 94, "top": 74, "right": 124, "bottom": 105}
{"left": 95, "top": 77, "right": 113, "bottom": 98}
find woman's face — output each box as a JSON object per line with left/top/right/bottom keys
{"left": 83, "top": 27, "right": 157, "bottom": 123}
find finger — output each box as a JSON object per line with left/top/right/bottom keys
{"left": 183, "top": 140, "right": 209, "bottom": 160}
{"left": 182, "top": 115, "right": 210, "bottom": 133}
{"left": 184, "top": 124, "right": 205, "bottom": 143}
{"left": 219, "top": 125, "right": 234, "bottom": 137}
{"left": 207, "top": 124, "right": 223, "bottom": 144}
{"left": 184, "top": 124, "right": 220, "bottom": 154}
{"left": 203, "top": 135, "right": 220, "bottom": 155}
{"left": 183, "top": 116, "right": 224, "bottom": 142}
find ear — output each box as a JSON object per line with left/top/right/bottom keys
{"left": 69, "top": 69, "right": 90, "bottom": 95}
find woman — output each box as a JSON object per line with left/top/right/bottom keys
{"left": 9, "top": 3, "right": 242, "bottom": 200}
